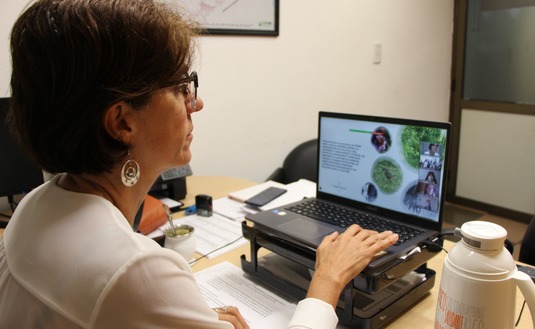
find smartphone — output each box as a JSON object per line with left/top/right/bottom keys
{"left": 244, "top": 187, "right": 288, "bottom": 207}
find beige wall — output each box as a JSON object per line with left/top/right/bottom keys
{"left": 1, "top": 1, "right": 454, "bottom": 212}
{"left": 457, "top": 110, "right": 535, "bottom": 215}
{"left": 189, "top": 0, "right": 454, "bottom": 182}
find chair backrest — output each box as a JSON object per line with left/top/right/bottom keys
{"left": 281, "top": 139, "right": 317, "bottom": 184}
{"left": 519, "top": 215, "right": 535, "bottom": 265}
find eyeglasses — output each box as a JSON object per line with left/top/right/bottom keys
{"left": 177, "top": 71, "right": 199, "bottom": 109}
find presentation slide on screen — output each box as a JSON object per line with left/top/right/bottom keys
{"left": 318, "top": 117, "right": 446, "bottom": 222}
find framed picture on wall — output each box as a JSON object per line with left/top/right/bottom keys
{"left": 173, "top": 0, "right": 279, "bottom": 36}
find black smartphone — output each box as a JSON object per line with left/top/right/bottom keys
{"left": 244, "top": 187, "right": 288, "bottom": 207}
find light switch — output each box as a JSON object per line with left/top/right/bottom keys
{"left": 373, "top": 43, "right": 382, "bottom": 64}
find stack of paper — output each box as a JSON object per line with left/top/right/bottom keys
{"left": 195, "top": 262, "right": 297, "bottom": 328}
{"left": 150, "top": 179, "right": 316, "bottom": 260}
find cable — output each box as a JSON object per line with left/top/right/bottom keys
{"left": 188, "top": 236, "right": 244, "bottom": 265}
{"left": 8, "top": 195, "right": 18, "bottom": 213}
{"left": 419, "top": 239, "right": 449, "bottom": 253}
{"left": 1, "top": 197, "right": 14, "bottom": 228}
{"left": 515, "top": 299, "right": 526, "bottom": 327}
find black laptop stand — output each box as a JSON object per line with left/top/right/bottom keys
{"left": 240, "top": 221, "right": 442, "bottom": 329}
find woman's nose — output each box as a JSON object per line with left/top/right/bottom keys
{"left": 189, "top": 96, "right": 204, "bottom": 113}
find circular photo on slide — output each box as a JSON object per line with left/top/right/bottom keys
{"left": 361, "top": 182, "right": 378, "bottom": 202}
{"left": 401, "top": 180, "right": 420, "bottom": 215}
{"left": 370, "top": 126, "right": 391, "bottom": 154}
{"left": 371, "top": 157, "right": 403, "bottom": 194}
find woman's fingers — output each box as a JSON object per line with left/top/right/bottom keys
{"left": 214, "top": 306, "right": 250, "bottom": 329}
{"left": 316, "top": 224, "right": 398, "bottom": 276}
{"left": 309, "top": 225, "right": 398, "bottom": 308}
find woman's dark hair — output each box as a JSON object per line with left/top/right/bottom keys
{"left": 9, "top": 0, "right": 198, "bottom": 174}
{"left": 426, "top": 171, "right": 437, "bottom": 183}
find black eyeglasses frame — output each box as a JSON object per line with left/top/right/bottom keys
{"left": 177, "top": 71, "right": 198, "bottom": 109}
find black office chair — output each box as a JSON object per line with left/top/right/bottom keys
{"left": 519, "top": 215, "right": 535, "bottom": 266}
{"left": 266, "top": 139, "right": 317, "bottom": 184}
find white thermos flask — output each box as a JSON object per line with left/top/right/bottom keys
{"left": 434, "top": 221, "right": 535, "bottom": 329}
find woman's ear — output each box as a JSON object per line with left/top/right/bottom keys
{"left": 102, "top": 101, "right": 136, "bottom": 144}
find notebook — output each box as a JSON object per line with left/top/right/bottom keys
{"left": 246, "top": 111, "right": 451, "bottom": 268}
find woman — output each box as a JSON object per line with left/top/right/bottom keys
{"left": 425, "top": 171, "right": 438, "bottom": 184}
{"left": 0, "top": 1, "right": 398, "bottom": 328}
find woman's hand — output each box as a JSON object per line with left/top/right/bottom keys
{"left": 307, "top": 224, "right": 399, "bottom": 308}
{"left": 214, "top": 306, "right": 250, "bottom": 329}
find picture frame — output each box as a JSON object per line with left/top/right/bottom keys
{"left": 174, "top": 0, "right": 279, "bottom": 36}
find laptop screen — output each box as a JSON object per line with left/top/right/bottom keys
{"left": 317, "top": 112, "right": 450, "bottom": 226}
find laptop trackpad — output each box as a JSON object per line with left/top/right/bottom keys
{"left": 278, "top": 218, "right": 336, "bottom": 241}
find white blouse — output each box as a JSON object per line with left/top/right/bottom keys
{"left": 0, "top": 175, "right": 337, "bottom": 329}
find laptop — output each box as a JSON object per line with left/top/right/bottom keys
{"left": 246, "top": 111, "right": 451, "bottom": 268}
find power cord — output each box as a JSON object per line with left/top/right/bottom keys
{"left": 418, "top": 227, "right": 465, "bottom": 253}
{"left": 188, "top": 236, "right": 244, "bottom": 265}
{"left": 7, "top": 195, "right": 18, "bottom": 213}
{"left": 419, "top": 239, "right": 448, "bottom": 253}
{"left": 515, "top": 300, "right": 526, "bottom": 327}
{"left": 418, "top": 229, "right": 456, "bottom": 254}
{"left": 1, "top": 196, "right": 16, "bottom": 228}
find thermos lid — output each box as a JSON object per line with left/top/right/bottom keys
{"left": 458, "top": 221, "right": 507, "bottom": 251}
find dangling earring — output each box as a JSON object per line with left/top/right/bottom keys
{"left": 121, "top": 151, "right": 140, "bottom": 187}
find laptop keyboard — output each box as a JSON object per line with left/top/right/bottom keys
{"left": 285, "top": 199, "right": 423, "bottom": 246}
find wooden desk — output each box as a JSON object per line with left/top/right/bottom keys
{"left": 177, "top": 175, "right": 266, "bottom": 271}
{"left": 181, "top": 176, "right": 257, "bottom": 209}
{"left": 1, "top": 176, "right": 533, "bottom": 327}
{"left": 183, "top": 176, "right": 533, "bottom": 328}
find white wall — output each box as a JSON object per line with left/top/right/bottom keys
{"left": 190, "top": 0, "right": 454, "bottom": 182}
{"left": 1, "top": 0, "right": 454, "bottom": 187}
{"left": 457, "top": 110, "right": 535, "bottom": 215}
{"left": 1, "top": 0, "right": 29, "bottom": 96}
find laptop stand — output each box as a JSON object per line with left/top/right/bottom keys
{"left": 240, "top": 221, "right": 442, "bottom": 329}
